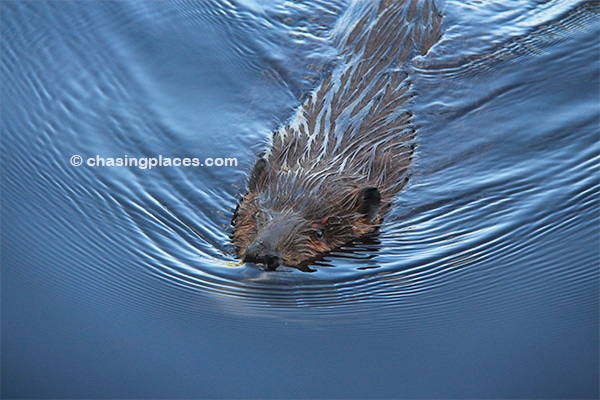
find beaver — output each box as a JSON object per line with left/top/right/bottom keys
{"left": 232, "top": 0, "right": 442, "bottom": 270}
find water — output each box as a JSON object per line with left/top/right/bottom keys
{"left": 2, "top": 0, "right": 598, "bottom": 398}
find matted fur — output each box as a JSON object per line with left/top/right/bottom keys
{"left": 232, "top": 0, "right": 442, "bottom": 269}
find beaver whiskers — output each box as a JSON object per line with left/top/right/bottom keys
{"left": 232, "top": 0, "right": 442, "bottom": 270}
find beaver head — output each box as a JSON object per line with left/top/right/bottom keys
{"left": 231, "top": 158, "right": 385, "bottom": 270}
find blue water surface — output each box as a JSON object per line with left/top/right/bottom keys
{"left": 2, "top": 0, "right": 598, "bottom": 398}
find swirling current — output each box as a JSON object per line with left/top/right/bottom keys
{"left": 2, "top": 0, "right": 598, "bottom": 398}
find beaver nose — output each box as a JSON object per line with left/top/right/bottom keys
{"left": 244, "top": 241, "right": 282, "bottom": 270}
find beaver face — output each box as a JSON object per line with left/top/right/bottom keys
{"left": 231, "top": 161, "right": 383, "bottom": 270}
{"left": 232, "top": 208, "right": 335, "bottom": 270}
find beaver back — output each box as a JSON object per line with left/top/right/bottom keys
{"left": 232, "top": 0, "right": 442, "bottom": 269}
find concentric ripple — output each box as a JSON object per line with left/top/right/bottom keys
{"left": 2, "top": 0, "right": 598, "bottom": 335}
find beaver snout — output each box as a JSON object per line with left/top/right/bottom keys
{"left": 244, "top": 241, "right": 283, "bottom": 270}
{"left": 241, "top": 215, "right": 303, "bottom": 270}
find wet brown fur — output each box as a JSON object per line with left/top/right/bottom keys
{"left": 232, "top": 0, "right": 442, "bottom": 269}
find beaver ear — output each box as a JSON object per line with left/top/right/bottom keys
{"left": 357, "top": 186, "right": 381, "bottom": 222}
{"left": 248, "top": 157, "right": 270, "bottom": 192}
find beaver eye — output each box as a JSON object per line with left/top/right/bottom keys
{"left": 314, "top": 228, "right": 325, "bottom": 241}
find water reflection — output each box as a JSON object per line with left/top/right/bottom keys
{"left": 2, "top": 0, "right": 598, "bottom": 398}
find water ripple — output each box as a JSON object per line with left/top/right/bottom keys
{"left": 2, "top": 0, "right": 597, "bottom": 335}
